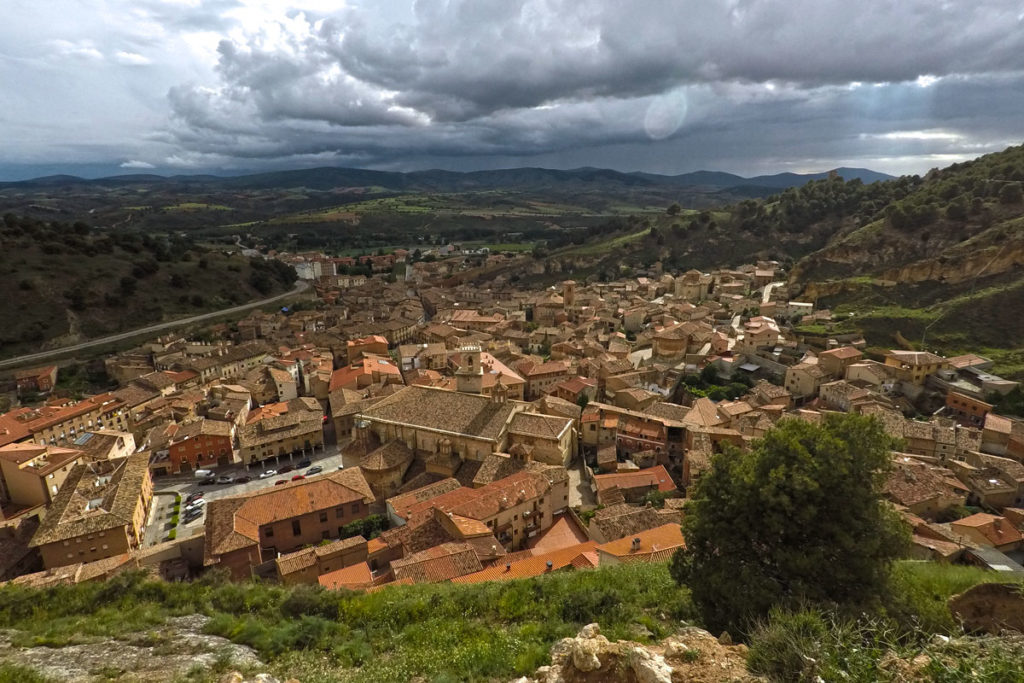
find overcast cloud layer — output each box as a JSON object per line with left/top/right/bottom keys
{"left": 2, "top": 0, "right": 1023, "bottom": 180}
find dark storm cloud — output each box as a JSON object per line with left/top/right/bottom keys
{"left": 2, "top": 0, "right": 1022, "bottom": 179}
{"left": 156, "top": 0, "right": 1024, "bottom": 173}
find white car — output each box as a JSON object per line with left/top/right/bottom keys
{"left": 184, "top": 498, "right": 206, "bottom": 512}
{"left": 258, "top": 469, "right": 277, "bottom": 479}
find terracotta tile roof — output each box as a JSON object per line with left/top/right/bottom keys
{"left": 590, "top": 503, "right": 682, "bottom": 542}
{"left": 886, "top": 350, "right": 947, "bottom": 366}
{"left": 508, "top": 412, "right": 571, "bottom": 440}
{"left": 405, "top": 471, "right": 551, "bottom": 522}
{"left": 952, "top": 513, "right": 1024, "bottom": 547}
{"left": 366, "top": 537, "right": 388, "bottom": 555}
{"left": 520, "top": 360, "right": 570, "bottom": 377}
{"left": 596, "top": 523, "right": 684, "bottom": 563}
{"left": 319, "top": 561, "right": 374, "bottom": 590}
{"left": 358, "top": 385, "right": 517, "bottom": 442}
{"left": 885, "top": 456, "right": 965, "bottom": 507}
{"left": 682, "top": 397, "right": 725, "bottom": 428}
{"left": 360, "top": 441, "right": 414, "bottom": 471}
{"left": 205, "top": 469, "right": 374, "bottom": 556}
{"left": 0, "top": 443, "right": 81, "bottom": 469}
{"left": 644, "top": 402, "right": 690, "bottom": 423}
{"left": 527, "top": 513, "right": 591, "bottom": 554}
{"left": 390, "top": 541, "right": 483, "bottom": 583}
{"left": 386, "top": 478, "right": 462, "bottom": 521}
{"left": 29, "top": 452, "right": 150, "bottom": 547}
{"left": 984, "top": 414, "right": 1013, "bottom": 436}
{"left": 275, "top": 535, "right": 367, "bottom": 576}
{"left": 911, "top": 533, "right": 964, "bottom": 559}
{"left": 452, "top": 541, "right": 598, "bottom": 584}
{"left": 819, "top": 346, "right": 863, "bottom": 360}
{"left": 594, "top": 466, "right": 676, "bottom": 495}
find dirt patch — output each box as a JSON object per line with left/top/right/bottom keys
{"left": 949, "top": 582, "right": 1024, "bottom": 634}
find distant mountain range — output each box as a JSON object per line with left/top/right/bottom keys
{"left": 0, "top": 166, "right": 895, "bottom": 194}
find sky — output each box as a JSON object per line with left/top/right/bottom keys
{"left": 1, "top": 0, "right": 1023, "bottom": 180}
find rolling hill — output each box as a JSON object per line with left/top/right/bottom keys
{"left": 0, "top": 213, "right": 297, "bottom": 359}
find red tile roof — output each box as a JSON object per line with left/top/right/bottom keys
{"left": 390, "top": 541, "right": 483, "bottom": 583}
{"left": 452, "top": 541, "right": 598, "bottom": 584}
{"left": 595, "top": 523, "right": 684, "bottom": 563}
{"left": 593, "top": 466, "right": 676, "bottom": 494}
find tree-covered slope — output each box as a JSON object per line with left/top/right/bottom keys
{"left": 0, "top": 213, "right": 297, "bottom": 358}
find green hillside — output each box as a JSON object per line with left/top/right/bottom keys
{"left": 0, "top": 562, "right": 1017, "bottom": 682}
{"left": 786, "top": 144, "right": 1024, "bottom": 376}
{"left": 0, "top": 213, "right": 297, "bottom": 359}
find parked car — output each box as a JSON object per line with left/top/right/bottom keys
{"left": 185, "top": 498, "right": 206, "bottom": 512}
{"left": 198, "top": 477, "right": 218, "bottom": 486}
{"left": 183, "top": 508, "right": 204, "bottom": 522}
{"left": 297, "top": 459, "right": 311, "bottom": 469}
{"left": 258, "top": 469, "right": 277, "bottom": 479}
{"left": 279, "top": 465, "right": 294, "bottom": 474}
{"left": 185, "top": 492, "right": 204, "bottom": 504}
{"left": 337, "top": 464, "right": 345, "bottom": 470}
{"left": 215, "top": 475, "right": 233, "bottom": 485}
{"left": 194, "top": 469, "right": 215, "bottom": 479}
{"left": 234, "top": 475, "right": 252, "bottom": 484}
{"left": 274, "top": 480, "right": 288, "bottom": 486}
{"left": 305, "top": 466, "right": 323, "bottom": 476}
{"left": 291, "top": 474, "right": 306, "bottom": 481}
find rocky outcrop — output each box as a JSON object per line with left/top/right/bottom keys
{"left": 0, "top": 615, "right": 262, "bottom": 682}
{"left": 949, "top": 582, "right": 1024, "bottom": 634}
{"left": 513, "top": 623, "right": 762, "bottom": 683}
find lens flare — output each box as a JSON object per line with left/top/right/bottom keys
{"left": 643, "top": 89, "right": 689, "bottom": 140}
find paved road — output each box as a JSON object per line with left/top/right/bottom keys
{"left": 762, "top": 280, "right": 786, "bottom": 304}
{"left": 0, "top": 280, "right": 310, "bottom": 370}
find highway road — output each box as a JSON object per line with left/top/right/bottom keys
{"left": 0, "top": 280, "right": 310, "bottom": 370}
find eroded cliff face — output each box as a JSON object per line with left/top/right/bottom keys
{"left": 793, "top": 232, "right": 1024, "bottom": 300}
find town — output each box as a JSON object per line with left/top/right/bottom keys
{"left": 1, "top": 244, "right": 1022, "bottom": 592}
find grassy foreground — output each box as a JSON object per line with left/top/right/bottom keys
{"left": 0, "top": 561, "right": 1019, "bottom": 682}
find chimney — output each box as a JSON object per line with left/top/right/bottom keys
{"left": 631, "top": 537, "right": 642, "bottom": 552}
{"left": 505, "top": 563, "right": 511, "bottom": 572}
{"left": 545, "top": 561, "right": 553, "bottom": 571}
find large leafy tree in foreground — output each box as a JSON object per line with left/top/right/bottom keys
{"left": 670, "top": 413, "right": 909, "bottom": 634}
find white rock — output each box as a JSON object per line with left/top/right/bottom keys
{"left": 570, "top": 638, "right": 604, "bottom": 672}
{"left": 626, "top": 647, "right": 673, "bottom": 683}
{"left": 580, "top": 623, "right": 601, "bottom": 639}
{"left": 665, "top": 640, "right": 689, "bottom": 659}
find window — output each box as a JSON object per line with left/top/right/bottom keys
{"left": 351, "top": 502, "right": 360, "bottom": 513}
{"left": 102, "top": 544, "right": 108, "bottom": 550}
{"left": 321, "top": 531, "right": 330, "bottom": 540}
{"left": 292, "top": 520, "right": 302, "bottom": 536}
{"left": 319, "top": 512, "right": 328, "bottom": 523}
{"left": 264, "top": 527, "right": 274, "bottom": 538}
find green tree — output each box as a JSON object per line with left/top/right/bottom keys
{"left": 999, "top": 181, "right": 1023, "bottom": 204}
{"left": 667, "top": 202, "right": 682, "bottom": 216}
{"left": 670, "top": 414, "right": 908, "bottom": 634}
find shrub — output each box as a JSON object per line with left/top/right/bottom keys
{"left": 0, "top": 662, "right": 52, "bottom": 683}
{"left": 671, "top": 414, "right": 909, "bottom": 634}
